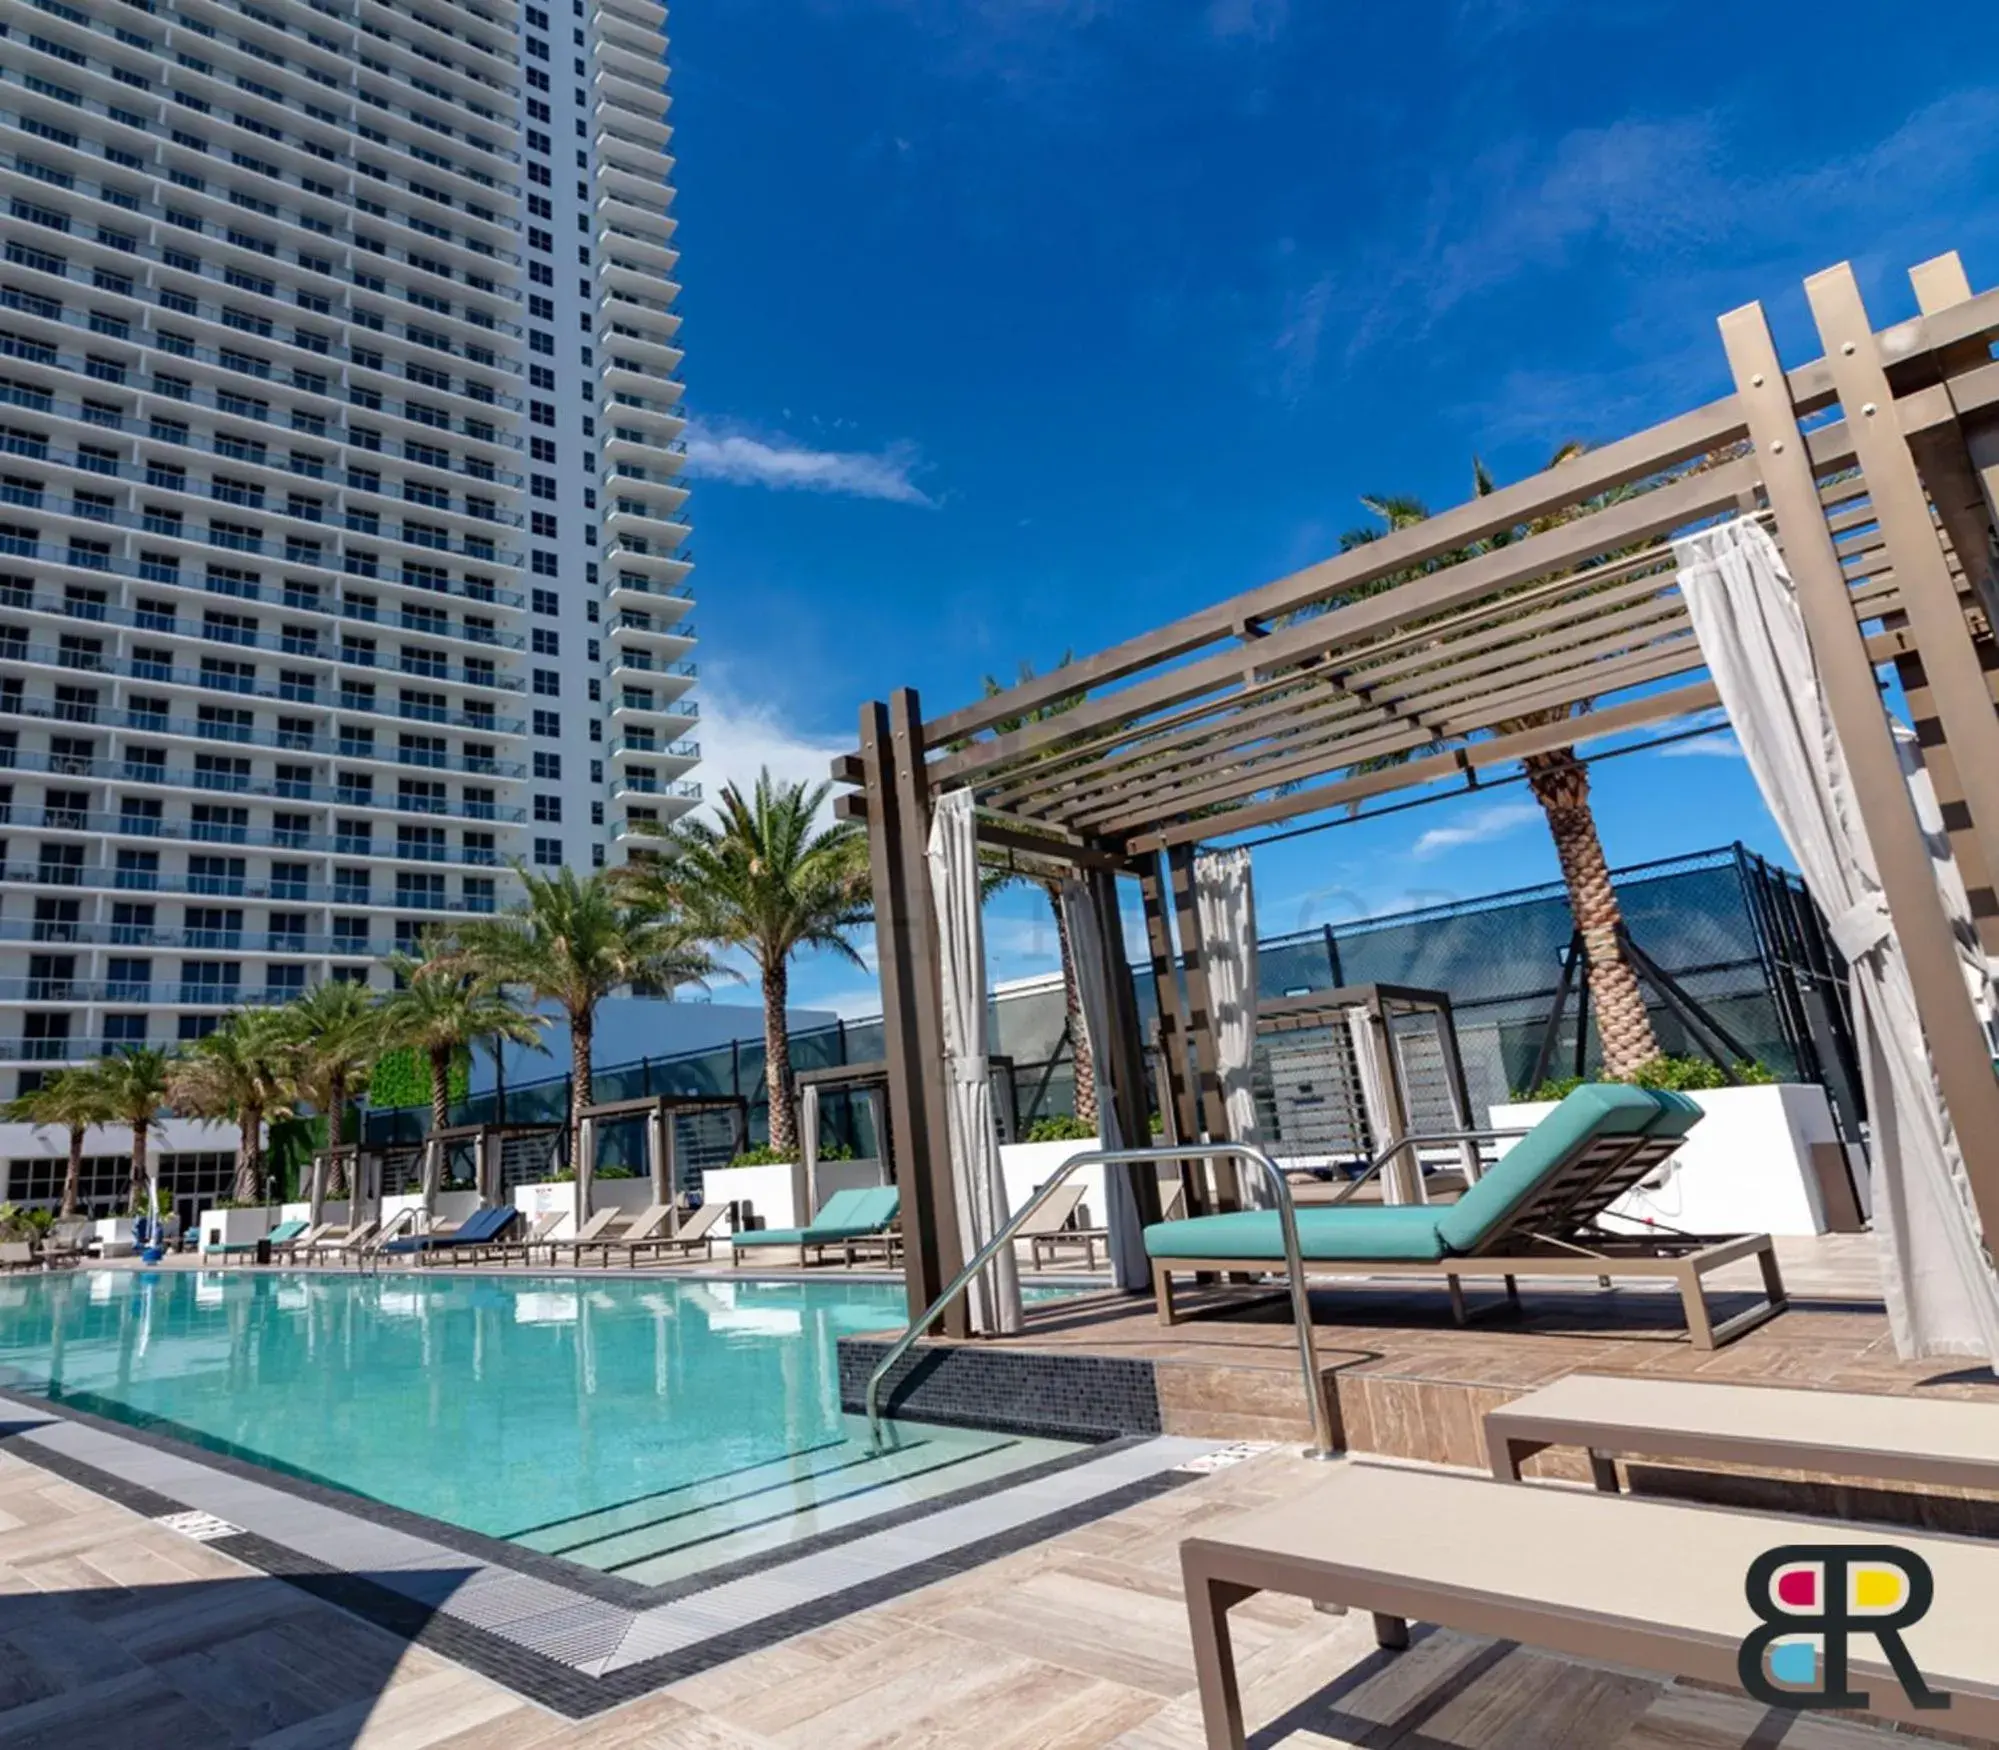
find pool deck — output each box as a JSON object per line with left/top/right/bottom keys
{"left": 0, "top": 1440, "right": 1940, "bottom": 1749}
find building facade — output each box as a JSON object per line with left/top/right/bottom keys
{"left": 0, "top": 0, "right": 696, "bottom": 1096}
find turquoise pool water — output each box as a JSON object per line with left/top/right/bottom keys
{"left": 0, "top": 1270, "right": 1078, "bottom": 1584}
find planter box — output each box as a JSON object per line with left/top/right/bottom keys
{"left": 1487, "top": 1083, "right": 1852, "bottom": 1238}
{"left": 695, "top": 1159, "right": 887, "bottom": 1235}
{"left": 195, "top": 1205, "right": 282, "bottom": 1255}
{"left": 514, "top": 1176, "right": 654, "bottom": 1240}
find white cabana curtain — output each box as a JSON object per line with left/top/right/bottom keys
{"left": 1193, "top": 848, "right": 1275, "bottom": 1207}
{"left": 1676, "top": 517, "right": 1999, "bottom": 1364}
{"left": 927, "top": 789, "right": 1021, "bottom": 1335}
{"left": 1059, "top": 879, "right": 1149, "bottom": 1288}
{"left": 797, "top": 1081, "right": 820, "bottom": 1221}
{"left": 1346, "top": 1008, "right": 1413, "bottom": 1204}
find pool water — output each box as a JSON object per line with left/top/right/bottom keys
{"left": 0, "top": 1270, "right": 1079, "bottom": 1585}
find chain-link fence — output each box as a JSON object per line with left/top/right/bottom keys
{"left": 364, "top": 842, "right": 1861, "bottom": 1150}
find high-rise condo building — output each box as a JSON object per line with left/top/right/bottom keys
{"left": 0, "top": 0, "right": 696, "bottom": 1100}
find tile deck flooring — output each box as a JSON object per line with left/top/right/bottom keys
{"left": 0, "top": 1440, "right": 1962, "bottom": 1748}
{"left": 12, "top": 1236, "right": 1988, "bottom": 1745}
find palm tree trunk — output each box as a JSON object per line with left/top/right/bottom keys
{"left": 568, "top": 1008, "right": 593, "bottom": 1178}
{"left": 1525, "top": 749, "right": 1662, "bottom": 1077}
{"left": 232, "top": 1104, "right": 262, "bottom": 1205}
{"left": 1043, "top": 882, "right": 1096, "bottom": 1127}
{"left": 325, "top": 1075, "right": 347, "bottom": 1199}
{"left": 428, "top": 1047, "right": 452, "bottom": 1141}
{"left": 129, "top": 1114, "right": 149, "bottom": 1212}
{"left": 62, "top": 1123, "right": 83, "bottom": 1218}
{"left": 762, "top": 958, "right": 797, "bottom": 1160}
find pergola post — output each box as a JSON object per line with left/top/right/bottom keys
{"left": 1804, "top": 265, "right": 1999, "bottom": 892}
{"left": 1719, "top": 296, "right": 1999, "bottom": 1246}
{"left": 861, "top": 692, "right": 965, "bottom": 1331}
{"left": 1900, "top": 253, "right": 1999, "bottom": 949}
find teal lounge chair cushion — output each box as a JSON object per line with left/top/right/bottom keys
{"left": 212, "top": 1218, "right": 307, "bottom": 1253}
{"left": 1145, "top": 1204, "right": 1449, "bottom": 1263}
{"left": 731, "top": 1186, "right": 901, "bottom": 1248}
{"left": 1433, "top": 1082, "right": 1663, "bottom": 1255}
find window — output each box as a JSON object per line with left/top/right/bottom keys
{"left": 533, "top": 836, "right": 561, "bottom": 866}
{"left": 534, "top": 794, "right": 561, "bottom": 823}
{"left": 532, "top": 588, "right": 559, "bottom": 616}
{"left": 533, "top": 751, "right": 561, "bottom": 780}
{"left": 532, "top": 552, "right": 559, "bottom": 577}
{"left": 532, "top": 628, "right": 559, "bottom": 655}
{"left": 531, "top": 512, "right": 558, "bottom": 538}
{"left": 532, "top": 710, "right": 560, "bottom": 737}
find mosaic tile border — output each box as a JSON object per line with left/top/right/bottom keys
{"left": 0, "top": 1388, "right": 1210, "bottom": 1717}
{"left": 839, "top": 1335, "right": 1164, "bottom": 1440}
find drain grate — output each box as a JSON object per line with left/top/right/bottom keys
{"left": 156, "top": 1509, "right": 241, "bottom": 1542}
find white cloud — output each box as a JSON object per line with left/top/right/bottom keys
{"left": 680, "top": 420, "right": 933, "bottom": 506}
{"left": 692, "top": 668, "right": 853, "bottom": 820}
{"left": 1409, "top": 800, "right": 1542, "bottom": 860}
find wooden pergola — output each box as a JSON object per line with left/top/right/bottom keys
{"left": 835, "top": 251, "right": 1999, "bottom": 1333}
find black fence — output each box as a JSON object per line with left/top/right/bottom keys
{"left": 364, "top": 842, "right": 1861, "bottom": 1152}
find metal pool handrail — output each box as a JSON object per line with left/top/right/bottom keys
{"left": 864, "top": 1144, "right": 1337, "bottom": 1459}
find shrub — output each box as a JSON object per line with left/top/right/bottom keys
{"left": 726, "top": 1144, "right": 790, "bottom": 1167}
{"left": 1516, "top": 1054, "right": 1778, "bottom": 1102}
{"left": 1026, "top": 1114, "right": 1094, "bottom": 1143}
{"left": 0, "top": 1203, "right": 53, "bottom": 1240}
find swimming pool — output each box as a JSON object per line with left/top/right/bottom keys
{"left": 0, "top": 1270, "right": 1079, "bottom": 1585}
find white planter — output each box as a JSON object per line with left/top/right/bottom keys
{"left": 514, "top": 1176, "right": 654, "bottom": 1240}
{"left": 92, "top": 1216, "right": 137, "bottom": 1258}
{"left": 1000, "top": 1139, "right": 1107, "bottom": 1229}
{"left": 696, "top": 1158, "right": 887, "bottom": 1234}
{"left": 195, "top": 1205, "right": 282, "bottom": 1254}
{"left": 1487, "top": 1083, "right": 1848, "bottom": 1238}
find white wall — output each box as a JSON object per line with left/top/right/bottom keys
{"left": 1488, "top": 1083, "right": 1843, "bottom": 1238}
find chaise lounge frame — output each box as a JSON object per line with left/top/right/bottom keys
{"left": 1151, "top": 1115, "right": 1788, "bottom": 1350}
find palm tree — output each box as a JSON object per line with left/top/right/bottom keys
{"left": 626, "top": 773, "right": 867, "bottom": 1162}
{"left": 383, "top": 948, "right": 544, "bottom": 1206}
{"left": 279, "top": 979, "right": 383, "bottom": 1195}
{"left": 1324, "top": 448, "right": 1664, "bottom": 1075}
{"left": 5, "top": 1068, "right": 114, "bottom": 1217}
{"left": 85, "top": 1047, "right": 174, "bottom": 1212}
{"left": 451, "top": 866, "right": 719, "bottom": 1176}
{"left": 169, "top": 1011, "right": 299, "bottom": 1205}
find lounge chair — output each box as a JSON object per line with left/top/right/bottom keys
{"left": 448, "top": 1209, "right": 564, "bottom": 1267}
{"left": 729, "top": 1186, "right": 902, "bottom": 1267}
{"left": 1179, "top": 1462, "right": 1999, "bottom": 1749}
{"left": 539, "top": 1206, "right": 625, "bottom": 1264}
{"left": 1011, "top": 1182, "right": 1108, "bottom": 1270}
{"left": 41, "top": 1218, "right": 92, "bottom": 1267}
{"left": 307, "top": 1220, "right": 369, "bottom": 1263}
{"left": 563, "top": 1203, "right": 671, "bottom": 1267}
{"left": 384, "top": 1205, "right": 516, "bottom": 1262}
{"left": 1144, "top": 1084, "right": 1786, "bottom": 1349}
{"left": 207, "top": 1218, "right": 309, "bottom": 1261}
{"left": 272, "top": 1221, "right": 336, "bottom": 1259}
{"left": 623, "top": 1200, "right": 727, "bottom": 1265}
{"left": 343, "top": 1209, "right": 416, "bottom": 1267}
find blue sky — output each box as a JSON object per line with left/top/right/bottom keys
{"left": 658, "top": 0, "right": 1999, "bottom": 1016}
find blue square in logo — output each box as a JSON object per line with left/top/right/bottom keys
{"left": 1770, "top": 1641, "right": 1818, "bottom": 1687}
